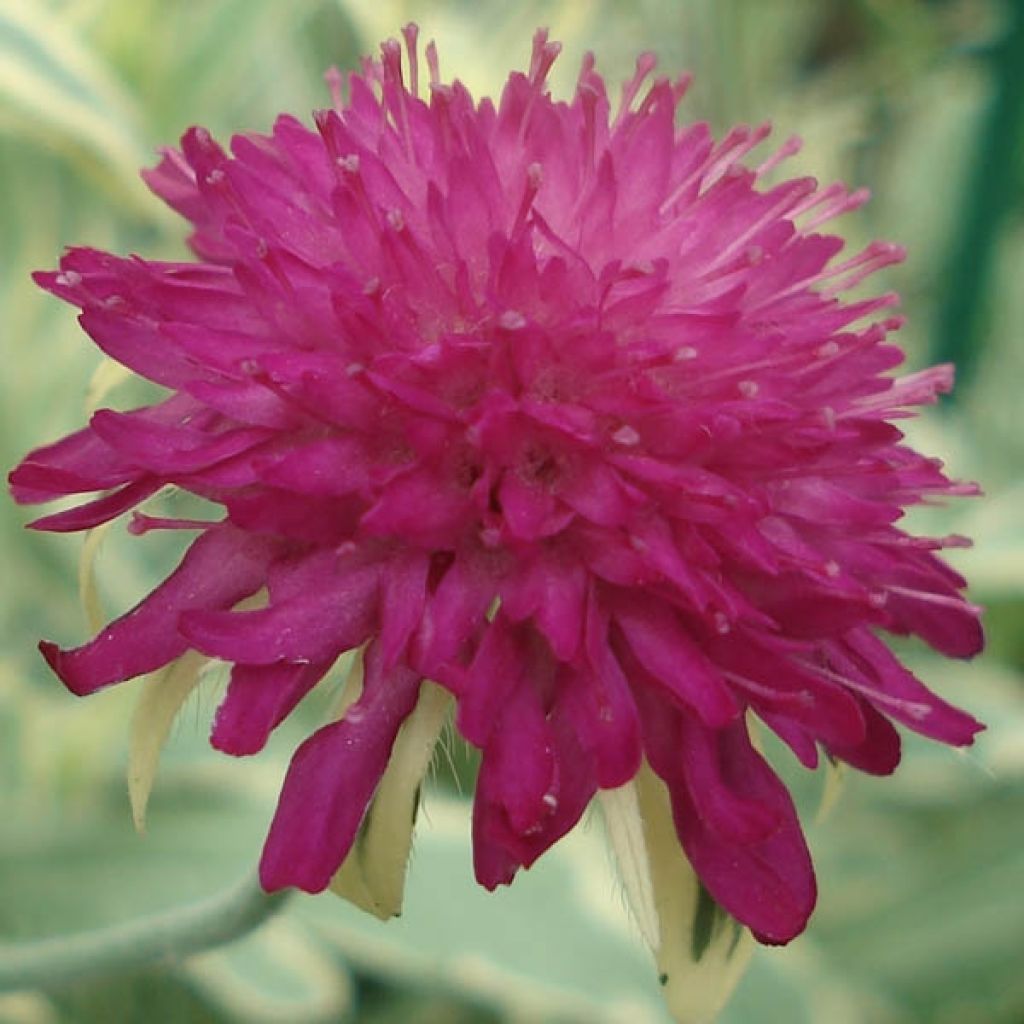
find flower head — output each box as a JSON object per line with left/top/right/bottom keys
{"left": 11, "top": 25, "right": 982, "bottom": 959}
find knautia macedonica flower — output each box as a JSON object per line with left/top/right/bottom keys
{"left": 10, "top": 25, "right": 982, "bottom": 1015}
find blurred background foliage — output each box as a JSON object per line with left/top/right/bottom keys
{"left": 1, "top": 0, "right": 1023, "bottom": 1021}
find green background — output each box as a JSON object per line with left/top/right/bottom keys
{"left": 1, "top": 1, "right": 1022, "bottom": 1021}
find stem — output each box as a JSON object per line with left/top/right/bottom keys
{"left": 0, "top": 870, "right": 291, "bottom": 992}
{"left": 930, "top": 1, "right": 1024, "bottom": 393}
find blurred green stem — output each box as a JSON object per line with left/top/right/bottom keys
{"left": 931, "top": 1, "right": 1024, "bottom": 393}
{"left": 0, "top": 870, "right": 290, "bottom": 992}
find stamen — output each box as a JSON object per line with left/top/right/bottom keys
{"left": 800, "top": 186, "right": 871, "bottom": 231}
{"left": 528, "top": 28, "right": 562, "bottom": 88}
{"left": 800, "top": 660, "right": 933, "bottom": 720}
{"left": 616, "top": 52, "right": 658, "bottom": 126}
{"left": 724, "top": 670, "right": 814, "bottom": 707}
{"left": 885, "top": 585, "right": 982, "bottom": 615}
{"left": 820, "top": 241, "right": 905, "bottom": 297}
{"left": 129, "top": 512, "right": 217, "bottom": 535}
{"left": 755, "top": 134, "right": 802, "bottom": 177}
{"left": 324, "top": 66, "right": 344, "bottom": 111}
{"left": 700, "top": 121, "right": 772, "bottom": 191}
{"left": 380, "top": 38, "right": 405, "bottom": 87}
{"left": 425, "top": 40, "right": 441, "bottom": 87}
{"left": 512, "top": 161, "right": 543, "bottom": 232}
{"left": 402, "top": 23, "right": 420, "bottom": 97}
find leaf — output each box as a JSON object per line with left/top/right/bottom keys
{"left": 182, "top": 916, "right": 354, "bottom": 1024}
{"left": 127, "top": 651, "right": 209, "bottom": 832}
{"left": 304, "top": 794, "right": 671, "bottom": 1024}
{"left": 0, "top": 2, "right": 150, "bottom": 205}
{"left": 0, "top": 992, "right": 56, "bottom": 1024}
{"left": 634, "top": 763, "right": 755, "bottom": 1024}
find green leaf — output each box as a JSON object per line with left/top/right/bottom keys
{"left": 303, "top": 793, "right": 672, "bottom": 1024}
{"left": 182, "top": 917, "right": 354, "bottom": 1024}
{"left": 0, "top": 2, "right": 150, "bottom": 205}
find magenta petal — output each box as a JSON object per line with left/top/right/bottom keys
{"left": 885, "top": 587, "right": 984, "bottom": 659}
{"left": 89, "top": 408, "right": 273, "bottom": 474}
{"left": 677, "top": 713, "right": 778, "bottom": 843}
{"left": 9, "top": 426, "right": 137, "bottom": 501}
{"left": 255, "top": 436, "right": 371, "bottom": 496}
{"left": 360, "top": 467, "right": 472, "bottom": 545}
{"left": 614, "top": 596, "right": 740, "bottom": 727}
{"left": 500, "top": 553, "right": 587, "bottom": 662}
{"left": 473, "top": 690, "right": 596, "bottom": 889}
{"left": 669, "top": 720, "right": 817, "bottom": 944}
{"left": 211, "top": 659, "right": 333, "bottom": 755}
{"left": 556, "top": 590, "right": 642, "bottom": 788}
{"left": 833, "top": 628, "right": 983, "bottom": 745}
{"left": 456, "top": 616, "right": 524, "bottom": 747}
{"left": 259, "top": 660, "right": 421, "bottom": 892}
{"left": 826, "top": 697, "right": 902, "bottom": 775}
{"left": 759, "top": 713, "right": 820, "bottom": 770}
{"left": 378, "top": 551, "right": 429, "bottom": 669}
{"left": 476, "top": 681, "right": 556, "bottom": 835}
{"left": 27, "top": 478, "right": 162, "bottom": 533}
{"left": 412, "top": 549, "right": 497, "bottom": 677}
{"left": 40, "top": 527, "right": 280, "bottom": 694}
{"left": 181, "top": 561, "right": 379, "bottom": 665}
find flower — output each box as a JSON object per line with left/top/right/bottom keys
{"left": 10, "top": 25, "right": 982, "bottom": 960}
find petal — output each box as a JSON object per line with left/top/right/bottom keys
{"left": 89, "top": 408, "right": 273, "bottom": 474}
{"left": 330, "top": 681, "right": 453, "bottom": 919}
{"left": 412, "top": 547, "right": 498, "bottom": 677}
{"left": 831, "top": 628, "right": 983, "bottom": 745}
{"left": 614, "top": 596, "right": 740, "bottom": 727}
{"left": 378, "top": 551, "right": 430, "bottom": 670}
{"left": 211, "top": 659, "right": 334, "bottom": 755}
{"left": 666, "top": 721, "right": 817, "bottom": 944}
{"left": 500, "top": 552, "right": 586, "bottom": 662}
{"left": 9, "top": 426, "right": 137, "bottom": 501}
{"left": 259, "top": 656, "right": 422, "bottom": 892}
{"left": 472, "top": 690, "right": 596, "bottom": 889}
{"left": 181, "top": 559, "right": 379, "bottom": 665}
{"left": 28, "top": 478, "right": 162, "bottom": 533}
{"left": 40, "top": 526, "right": 279, "bottom": 694}
{"left": 555, "top": 590, "right": 642, "bottom": 788}
{"left": 826, "top": 698, "right": 902, "bottom": 776}
{"left": 456, "top": 615, "right": 525, "bottom": 747}
{"left": 677, "top": 713, "right": 778, "bottom": 844}
{"left": 360, "top": 466, "right": 472, "bottom": 545}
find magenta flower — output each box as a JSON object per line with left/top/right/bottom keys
{"left": 10, "top": 27, "right": 982, "bottom": 956}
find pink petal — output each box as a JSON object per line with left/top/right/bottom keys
{"left": 181, "top": 558, "right": 379, "bottom": 665}
{"left": 668, "top": 720, "right": 816, "bottom": 944}
{"left": 259, "top": 655, "right": 421, "bottom": 891}
{"left": 40, "top": 526, "right": 280, "bottom": 694}
{"left": 27, "top": 478, "right": 162, "bottom": 533}
{"left": 555, "top": 589, "right": 642, "bottom": 788}
{"left": 831, "top": 628, "right": 983, "bottom": 745}
{"left": 614, "top": 595, "right": 740, "bottom": 727}
{"left": 211, "top": 659, "right": 334, "bottom": 755}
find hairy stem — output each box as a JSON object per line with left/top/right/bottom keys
{"left": 0, "top": 870, "right": 291, "bottom": 992}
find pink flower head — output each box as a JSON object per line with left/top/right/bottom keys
{"left": 10, "top": 27, "right": 982, "bottom": 951}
